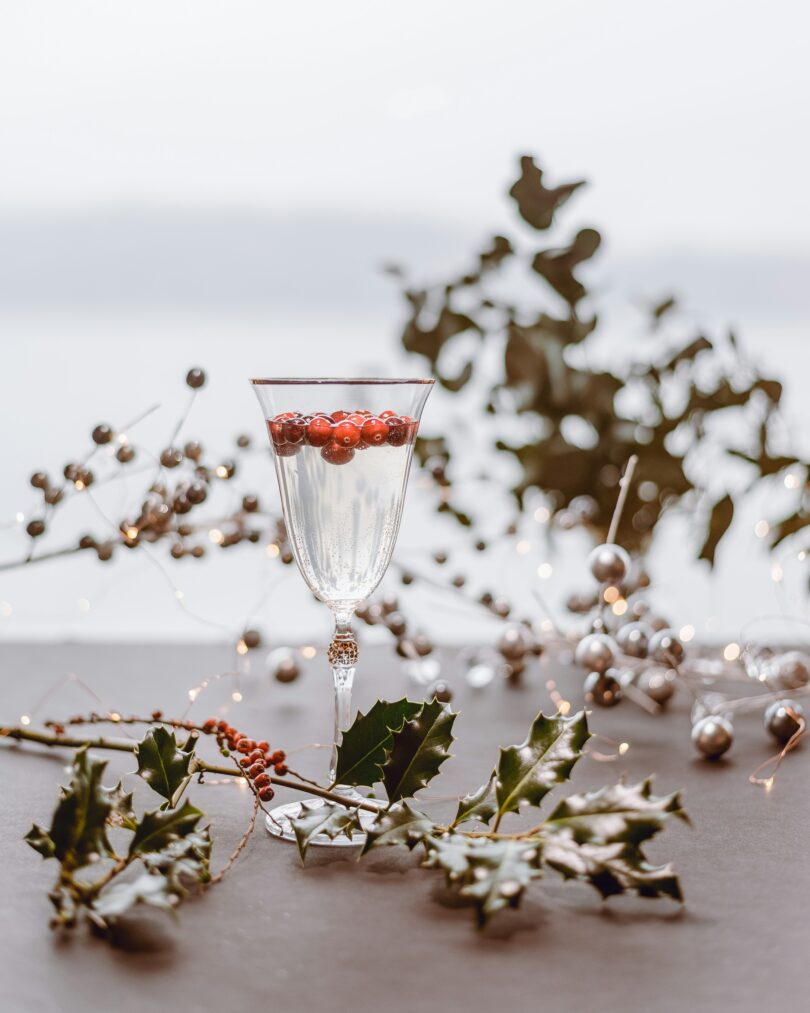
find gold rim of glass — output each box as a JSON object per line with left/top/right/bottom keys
{"left": 249, "top": 377, "right": 434, "bottom": 385}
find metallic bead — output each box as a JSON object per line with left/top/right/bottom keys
{"left": 630, "top": 597, "right": 651, "bottom": 619}
{"left": 584, "top": 670, "right": 623, "bottom": 707}
{"left": 588, "top": 543, "right": 630, "bottom": 584}
{"left": 692, "top": 716, "right": 733, "bottom": 759}
{"left": 475, "top": 540, "right": 487, "bottom": 552}
{"left": 116, "top": 444, "right": 135, "bottom": 464}
{"left": 78, "top": 534, "right": 96, "bottom": 550}
{"left": 216, "top": 460, "right": 236, "bottom": 479}
{"left": 96, "top": 543, "right": 114, "bottom": 561}
{"left": 615, "top": 621, "right": 651, "bottom": 659}
{"left": 492, "top": 598, "right": 511, "bottom": 618}
{"left": 160, "top": 447, "right": 183, "bottom": 469}
{"left": 26, "top": 519, "right": 45, "bottom": 538}
{"left": 186, "top": 367, "right": 206, "bottom": 389}
{"left": 184, "top": 441, "right": 203, "bottom": 461}
{"left": 771, "top": 651, "right": 810, "bottom": 690}
{"left": 428, "top": 680, "right": 453, "bottom": 704}
{"left": 498, "top": 625, "right": 531, "bottom": 661}
{"left": 191, "top": 545, "right": 205, "bottom": 558}
{"left": 30, "top": 471, "right": 49, "bottom": 489}
{"left": 385, "top": 612, "right": 408, "bottom": 637}
{"left": 574, "top": 632, "right": 617, "bottom": 674}
{"left": 170, "top": 542, "right": 185, "bottom": 559}
{"left": 92, "top": 424, "right": 113, "bottom": 445}
{"left": 274, "top": 656, "right": 300, "bottom": 683}
{"left": 566, "top": 591, "right": 599, "bottom": 614}
{"left": 401, "top": 572, "right": 414, "bottom": 585}
{"left": 242, "top": 494, "right": 259, "bottom": 513}
{"left": 764, "top": 699, "right": 804, "bottom": 743}
{"left": 451, "top": 575, "right": 466, "bottom": 588}
{"left": 649, "top": 629, "right": 685, "bottom": 666}
{"left": 242, "top": 629, "right": 262, "bottom": 650}
{"left": 236, "top": 433, "right": 251, "bottom": 449}
{"left": 63, "top": 463, "right": 80, "bottom": 481}
{"left": 186, "top": 483, "right": 207, "bottom": 505}
{"left": 637, "top": 665, "right": 676, "bottom": 704}
{"left": 44, "top": 487, "right": 63, "bottom": 506}
{"left": 381, "top": 593, "right": 399, "bottom": 615}
{"left": 413, "top": 633, "right": 433, "bottom": 657}
{"left": 647, "top": 615, "right": 670, "bottom": 632}
{"left": 433, "top": 551, "right": 448, "bottom": 565}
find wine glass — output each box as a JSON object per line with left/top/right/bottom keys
{"left": 251, "top": 378, "right": 433, "bottom": 844}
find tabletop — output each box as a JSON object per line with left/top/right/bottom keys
{"left": 0, "top": 641, "right": 806, "bottom": 1013}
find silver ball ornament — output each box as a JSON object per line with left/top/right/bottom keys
{"left": 428, "top": 680, "right": 453, "bottom": 704}
{"left": 584, "top": 669, "right": 623, "bottom": 707}
{"left": 648, "top": 629, "right": 685, "bottom": 666}
{"left": 615, "top": 621, "right": 651, "bottom": 659}
{"left": 763, "top": 699, "right": 804, "bottom": 743}
{"left": 588, "top": 543, "right": 631, "bottom": 584}
{"left": 497, "top": 625, "right": 530, "bottom": 661}
{"left": 692, "top": 715, "right": 733, "bottom": 759}
{"left": 637, "top": 665, "right": 676, "bottom": 705}
{"left": 771, "top": 651, "right": 810, "bottom": 690}
{"left": 575, "top": 633, "right": 617, "bottom": 674}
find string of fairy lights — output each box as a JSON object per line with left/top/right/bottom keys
{"left": 1, "top": 373, "right": 808, "bottom": 791}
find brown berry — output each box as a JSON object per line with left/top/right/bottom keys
{"left": 186, "top": 367, "right": 206, "bottom": 389}
{"left": 258, "top": 786, "right": 275, "bottom": 802}
{"left": 248, "top": 761, "right": 266, "bottom": 778}
{"left": 253, "top": 772, "right": 271, "bottom": 788}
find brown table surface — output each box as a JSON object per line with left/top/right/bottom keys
{"left": 0, "top": 642, "right": 806, "bottom": 1013}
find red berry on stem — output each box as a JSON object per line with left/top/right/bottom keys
{"left": 237, "top": 740, "right": 251, "bottom": 753}
{"left": 239, "top": 756, "right": 251, "bottom": 767}
{"left": 274, "top": 763, "right": 288, "bottom": 776}
{"left": 333, "top": 421, "right": 361, "bottom": 448}
{"left": 248, "top": 761, "right": 266, "bottom": 777}
{"left": 258, "top": 786, "right": 275, "bottom": 802}
{"left": 253, "top": 771, "right": 271, "bottom": 788}
{"left": 322, "top": 443, "right": 355, "bottom": 465}
{"left": 306, "top": 416, "right": 333, "bottom": 447}
{"left": 361, "top": 417, "right": 388, "bottom": 446}
{"left": 257, "top": 741, "right": 270, "bottom": 752}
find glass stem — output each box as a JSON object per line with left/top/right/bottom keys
{"left": 328, "top": 610, "right": 357, "bottom": 787}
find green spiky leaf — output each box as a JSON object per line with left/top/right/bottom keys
{"left": 134, "top": 726, "right": 194, "bottom": 807}
{"left": 33, "top": 748, "right": 118, "bottom": 869}
{"left": 543, "top": 834, "right": 682, "bottom": 902}
{"left": 362, "top": 801, "right": 433, "bottom": 854}
{"left": 544, "top": 778, "right": 688, "bottom": 846}
{"left": 452, "top": 772, "right": 498, "bottom": 827}
{"left": 381, "top": 699, "right": 457, "bottom": 803}
{"left": 91, "top": 873, "right": 180, "bottom": 921}
{"left": 128, "top": 800, "right": 204, "bottom": 857}
{"left": 494, "top": 710, "right": 590, "bottom": 822}
{"left": 141, "top": 828, "right": 212, "bottom": 892}
{"left": 334, "top": 698, "right": 422, "bottom": 789}
{"left": 289, "top": 801, "right": 363, "bottom": 861}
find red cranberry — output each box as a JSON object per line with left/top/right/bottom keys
{"left": 333, "top": 421, "right": 361, "bottom": 448}
{"left": 273, "top": 763, "right": 288, "bottom": 776}
{"left": 306, "top": 416, "right": 332, "bottom": 447}
{"left": 257, "top": 740, "right": 270, "bottom": 752}
{"left": 385, "top": 416, "right": 408, "bottom": 446}
{"left": 322, "top": 443, "right": 355, "bottom": 465}
{"left": 253, "top": 771, "right": 271, "bottom": 788}
{"left": 258, "top": 785, "right": 275, "bottom": 802}
{"left": 239, "top": 756, "right": 251, "bottom": 767}
{"left": 401, "top": 416, "right": 418, "bottom": 442}
{"left": 346, "top": 413, "right": 366, "bottom": 425}
{"left": 236, "top": 740, "right": 251, "bottom": 754}
{"left": 282, "top": 416, "right": 306, "bottom": 445}
{"left": 361, "top": 417, "right": 388, "bottom": 446}
{"left": 270, "top": 750, "right": 286, "bottom": 764}
{"left": 248, "top": 761, "right": 266, "bottom": 777}
{"left": 275, "top": 442, "right": 300, "bottom": 457}
{"left": 331, "top": 410, "right": 349, "bottom": 422}
{"left": 379, "top": 410, "right": 397, "bottom": 419}
{"left": 267, "top": 420, "right": 286, "bottom": 446}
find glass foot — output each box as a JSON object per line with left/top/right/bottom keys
{"left": 265, "top": 795, "right": 383, "bottom": 847}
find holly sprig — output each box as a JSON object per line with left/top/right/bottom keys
{"left": 290, "top": 700, "right": 688, "bottom": 927}
{"left": 4, "top": 698, "right": 686, "bottom": 938}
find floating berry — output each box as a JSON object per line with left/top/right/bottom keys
{"left": 331, "top": 410, "right": 349, "bottom": 422}
{"left": 258, "top": 785, "right": 275, "bottom": 802}
{"left": 275, "top": 442, "right": 300, "bottom": 457}
{"left": 361, "top": 417, "right": 388, "bottom": 446}
{"left": 379, "top": 410, "right": 397, "bottom": 419}
{"left": 346, "top": 413, "right": 366, "bottom": 426}
{"left": 385, "top": 416, "right": 408, "bottom": 446}
{"left": 282, "top": 416, "right": 306, "bottom": 445}
{"left": 306, "top": 416, "right": 333, "bottom": 447}
{"left": 268, "top": 420, "right": 286, "bottom": 446}
{"left": 322, "top": 443, "right": 355, "bottom": 465}
{"left": 333, "top": 421, "right": 361, "bottom": 448}
{"left": 401, "top": 415, "right": 418, "bottom": 442}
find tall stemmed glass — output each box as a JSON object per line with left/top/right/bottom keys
{"left": 251, "top": 378, "right": 433, "bottom": 844}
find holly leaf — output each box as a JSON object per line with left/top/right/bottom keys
{"left": 452, "top": 772, "right": 498, "bottom": 827}
{"left": 42, "top": 748, "right": 117, "bottom": 869}
{"left": 128, "top": 800, "right": 204, "bottom": 857}
{"left": 421, "top": 834, "right": 473, "bottom": 880}
{"left": 361, "top": 801, "right": 433, "bottom": 854}
{"left": 381, "top": 699, "right": 456, "bottom": 803}
{"left": 494, "top": 711, "right": 590, "bottom": 822}
{"left": 459, "top": 838, "right": 544, "bottom": 927}
{"left": 289, "top": 801, "right": 363, "bottom": 861}
{"left": 698, "top": 493, "right": 734, "bottom": 567}
{"left": 141, "top": 828, "right": 212, "bottom": 892}
{"left": 544, "top": 779, "right": 688, "bottom": 846}
{"left": 135, "top": 726, "right": 194, "bottom": 807}
{"left": 334, "top": 698, "right": 422, "bottom": 789}
{"left": 91, "top": 872, "right": 180, "bottom": 922}
{"left": 543, "top": 834, "right": 682, "bottom": 901}
{"left": 24, "top": 824, "right": 56, "bottom": 859}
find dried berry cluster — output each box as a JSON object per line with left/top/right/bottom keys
{"left": 203, "top": 718, "right": 287, "bottom": 802}
{"left": 268, "top": 410, "right": 419, "bottom": 465}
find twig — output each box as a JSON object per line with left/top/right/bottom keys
{"left": 208, "top": 795, "right": 260, "bottom": 886}
{"left": 607, "top": 454, "right": 638, "bottom": 545}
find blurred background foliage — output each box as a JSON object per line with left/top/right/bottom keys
{"left": 395, "top": 155, "right": 807, "bottom": 561}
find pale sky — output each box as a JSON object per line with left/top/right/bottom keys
{"left": 2, "top": 1, "right": 809, "bottom": 255}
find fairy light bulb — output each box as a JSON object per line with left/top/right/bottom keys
{"left": 537, "top": 563, "right": 553, "bottom": 579}
{"left": 754, "top": 520, "right": 769, "bottom": 538}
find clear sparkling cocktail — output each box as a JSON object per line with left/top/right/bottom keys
{"left": 251, "top": 379, "right": 433, "bottom": 845}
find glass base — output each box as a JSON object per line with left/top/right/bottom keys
{"left": 265, "top": 794, "right": 383, "bottom": 847}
